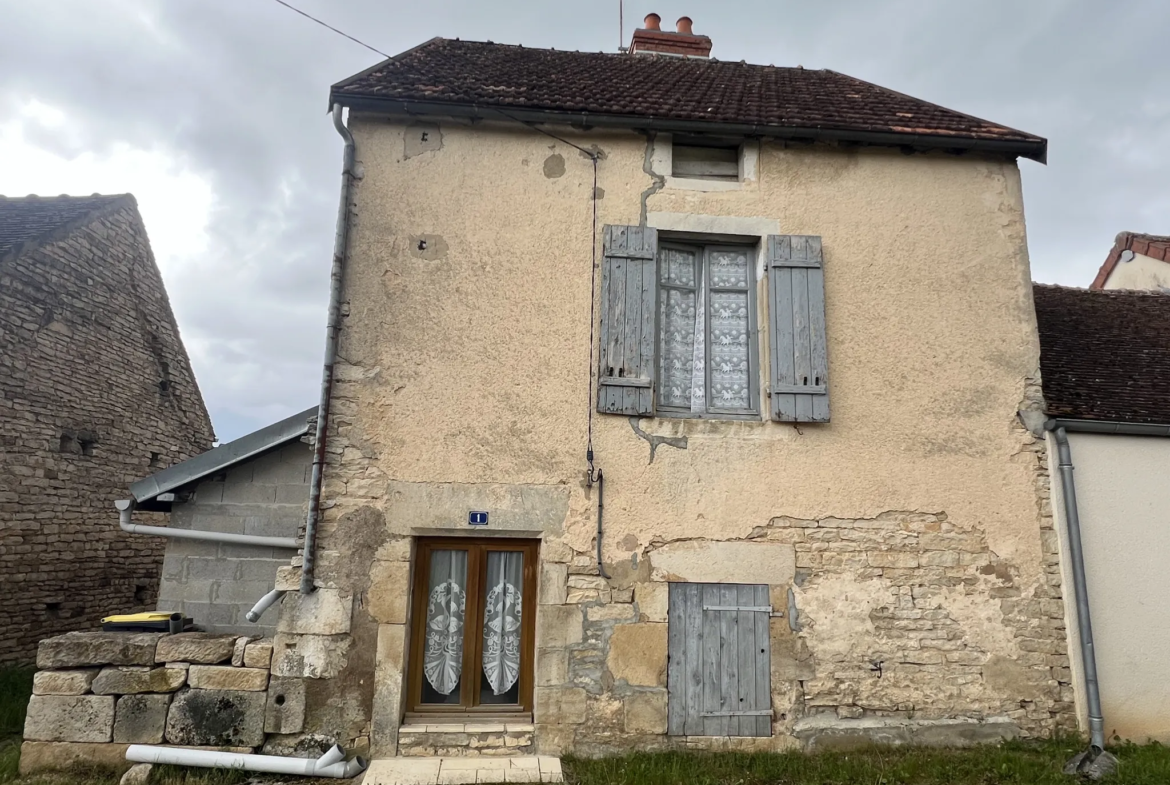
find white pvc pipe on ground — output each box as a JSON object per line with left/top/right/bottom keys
{"left": 126, "top": 744, "right": 366, "bottom": 779}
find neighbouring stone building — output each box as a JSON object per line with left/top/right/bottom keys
{"left": 256, "top": 16, "right": 1071, "bottom": 761}
{"left": 0, "top": 194, "right": 213, "bottom": 664}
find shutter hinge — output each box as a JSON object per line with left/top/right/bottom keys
{"left": 702, "top": 605, "right": 773, "bottom": 613}
{"left": 701, "top": 709, "right": 774, "bottom": 717}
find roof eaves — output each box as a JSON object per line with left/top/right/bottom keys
{"left": 330, "top": 94, "right": 1050, "bottom": 161}
{"left": 326, "top": 36, "right": 442, "bottom": 112}
{"left": 129, "top": 406, "right": 316, "bottom": 503}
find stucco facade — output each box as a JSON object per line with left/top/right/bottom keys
{"left": 271, "top": 118, "right": 1068, "bottom": 756}
{"left": 1049, "top": 431, "right": 1170, "bottom": 743}
{"left": 1100, "top": 252, "right": 1170, "bottom": 291}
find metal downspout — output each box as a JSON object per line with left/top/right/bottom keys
{"left": 1050, "top": 425, "right": 1106, "bottom": 751}
{"left": 301, "top": 103, "right": 355, "bottom": 595}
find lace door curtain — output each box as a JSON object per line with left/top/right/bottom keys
{"left": 482, "top": 551, "right": 524, "bottom": 695}
{"left": 423, "top": 549, "right": 468, "bottom": 696}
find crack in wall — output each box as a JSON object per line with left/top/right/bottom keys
{"left": 638, "top": 131, "right": 665, "bottom": 227}
{"left": 628, "top": 417, "right": 687, "bottom": 464}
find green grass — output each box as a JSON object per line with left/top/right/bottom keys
{"left": 563, "top": 738, "right": 1170, "bottom": 785}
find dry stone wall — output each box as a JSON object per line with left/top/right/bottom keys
{"left": 19, "top": 631, "right": 313, "bottom": 775}
{"left": 0, "top": 198, "right": 213, "bottom": 663}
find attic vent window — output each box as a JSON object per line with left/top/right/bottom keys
{"left": 672, "top": 137, "right": 740, "bottom": 181}
{"left": 79, "top": 439, "right": 95, "bottom": 457}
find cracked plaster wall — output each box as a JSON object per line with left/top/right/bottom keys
{"left": 272, "top": 117, "right": 1068, "bottom": 754}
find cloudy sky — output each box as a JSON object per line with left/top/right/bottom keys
{"left": 2, "top": 1, "right": 1167, "bottom": 441}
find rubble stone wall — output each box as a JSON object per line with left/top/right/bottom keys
{"left": 0, "top": 199, "right": 214, "bottom": 664}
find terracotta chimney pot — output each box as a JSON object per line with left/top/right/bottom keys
{"left": 676, "top": 16, "right": 693, "bottom": 34}
{"left": 643, "top": 13, "right": 661, "bottom": 31}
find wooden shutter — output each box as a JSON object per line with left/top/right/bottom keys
{"left": 597, "top": 225, "right": 658, "bottom": 415}
{"left": 667, "top": 583, "right": 772, "bottom": 738}
{"left": 767, "top": 235, "right": 829, "bottom": 423}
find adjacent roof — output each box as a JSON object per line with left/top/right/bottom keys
{"left": 130, "top": 406, "right": 316, "bottom": 509}
{"left": 0, "top": 194, "right": 133, "bottom": 260}
{"left": 1090, "top": 231, "right": 1170, "bottom": 290}
{"left": 331, "top": 38, "right": 1047, "bottom": 162}
{"left": 1034, "top": 284, "right": 1170, "bottom": 424}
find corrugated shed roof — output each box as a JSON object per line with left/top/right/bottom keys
{"left": 331, "top": 38, "right": 1045, "bottom": 160}
{"left": 1035, "top": 284, "right": 1170, "bottom": 424}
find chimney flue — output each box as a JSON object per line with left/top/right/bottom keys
{"left": 629, "top": 12, "right": 711, "bottom": 57}
{"left": 676, "top": 16, "right": 693, "bottom": 34}
{"left": 643, "top": 13, "right": 661, "bottom": 31}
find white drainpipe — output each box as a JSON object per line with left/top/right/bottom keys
{"left": 126, "top": 743, "right": 366, "bottom": 778}
{"left": 116, "top": 499, "right": 299, "bottom": 550}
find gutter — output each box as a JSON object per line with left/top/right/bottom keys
{"left": 1045, "top": 423, "right": 1106, "bottom": 753}
{"left": 1048, "top": 417, "right": 1170, "bottom": 437}
{"left": 329, "top": 95, "right": 1048, "bottom": 163}
{"left": 301, "top": 103, "right": 356, "bottom": 595}
{"left": 116, "top": 500, "right": 299, "bottom": 550}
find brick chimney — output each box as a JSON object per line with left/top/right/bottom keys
{"left": 629, "top": 13, "right": 712, "bottom": 57}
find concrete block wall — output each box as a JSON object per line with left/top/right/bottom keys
{"left": 0, "top": 197, "right": 214, "bottom": 664}
{"left": 157, "top": 440, "right": 310, "bottom": 635}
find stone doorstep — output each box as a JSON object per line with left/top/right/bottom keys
{"left": 363, "top": 757, "right": 561, "bottom": 785}
{"left": 397, "top": 723, "right": 536, "bottom": 758}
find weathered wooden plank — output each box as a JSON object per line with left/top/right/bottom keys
{"left": 622, "top": 255, "right": 642, "bottom": 414}
{"left": 753, "top": 584, "right": 772, "bottom": 737}
{"left": 640, "top": 247, "right": 657, "bottom": 415}
{"left": 736, "top": 583, "right": 757, "bottom": 737}
{"left": 701, "top": 584, "right": 724, "bottom": 736}
{"left": 718, "top": 584, "right": 740, "bottom": 737}
{"left": 667, "top": 583, "right": 686, "bottom": 736}
{"left": 770, "top": 265, "right": 796, "bottom": 421}
{"left": 684, "top": 583, "right": 704, "bottom": 736}
{"left": 792, "top": 267, "right": 813, "bottom": 422}
{"left": 808, "top": 265, "right": 830, "bottom": 422}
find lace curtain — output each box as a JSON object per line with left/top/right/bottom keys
{"left": 659, "top": 247, "right": 751, "bottom": 412}
{"left": 423, "top": 549, "right": 468, "bottom": 695}
{"left": 482, "top": 551, "right": 524, "bottom": 695}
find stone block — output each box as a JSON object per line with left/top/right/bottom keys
{"left": 635, "top": 582, "right": 668, "bottom": 622}
{"left": 649, "top": 541, "right": 795, "bottom": 585}
{"left": 165, "top": 689, "right": 266, "bottom": 747}
{"left": 385, "top": 480, "right": 570, "bottom": 535}
{"left": 231, "top": 636, "right": 252, "bottom": 667}
{"left": 540, "top": 564, "right": 568, "bottom": 605}
{"left": 277, "top": 588, "right": 353, "bottom": 635}
{"left": 37, "top": 632, "right": 163, "bottom": 669}
{"left": 32, "top": 668, "right": 98, "bottom": 695}
{"left": 265, "top": 677, "right": 307, "bottom": 734}
{"left": 371, "top": 624, "right": 407, "bottom": 758}
{"left": 624, "top": 690, "right": 667, "bottom": 734}
{"left": 271, "top": 633, "right": 351, "bottom": 679}
{"left": 24, "top": 695, "right": 114, "bottom": 742}
{"left": 155, "top": 632, "right": 237, "bottom": 664}
{"left": 114, "top": 693, "right": 171, "bottom": 743}
{"left": 867, "top": 551, "right": 919, "bottom": 568}
{"left": 19, "top": 742, "right": 131, "bottom": 775}
{"left": 368, "top": 561, "right": 410, "bottom": 624}
{"left": 189, "top": 665, "right": 270, "bottom": 691}
{"left": 243, "top": 638, "right": 274, "bottom": 669}
{"left": 536, "top": 648, "right": 568, "bottom": 687}
{"left": 608, "top": 623, "right": 667, "bottom": 687}
{"left": 537, "top": 605, "right": 582, "bottom": 648}
{"left": 535, "top": 687, "right": 587, "bottom": 725}
{"left": 92, "top": 666, "right": 187, "bottom": 695}
{"left": 120, "top": 763, "right": 153, "bottom": 785}
{"left": 541, "top": 541, "right": 573, "bottom": 564}
{"left": 586, "top": 603, "right": 636, "bottom": 622}
{"left": 275, "top": 565, "right": 302, "bottom": 591}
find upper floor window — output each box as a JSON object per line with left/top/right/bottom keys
{"left": 671, "top": 137, "right": 740, "bottom": 181}
{"left": 597, "top": 226, "right": 829, "bottom": 424}
{"left": 657, "top": 243, "right": 758, "bottom": 416}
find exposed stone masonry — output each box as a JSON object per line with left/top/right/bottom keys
{"left": 0, "top": 196, "right": 214, "bottom": 664}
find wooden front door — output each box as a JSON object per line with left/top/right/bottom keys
{"left": 406, "top": 538, "right": 538, "bottom": 715}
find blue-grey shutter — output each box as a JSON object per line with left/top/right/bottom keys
{"left": 767, "top": 235, "right": 829, "bottom": 423}
{"left": 597, "top": 225, "right": 658, "bottom": 415}
{"left": 667, "top": 582, "right": 772, "bottom": 737}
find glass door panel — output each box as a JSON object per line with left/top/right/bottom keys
{"left": 420, "top": 549, "right": 469, "bottom": 705}
{"left": 480, "top": 550, "right": 524, "bottom": 705}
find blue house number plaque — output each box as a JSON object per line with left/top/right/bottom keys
{"left": 469, "top": 511, "right": 489, "bottom": 526}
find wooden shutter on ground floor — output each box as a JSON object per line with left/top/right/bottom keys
{"left": 597, "top": 225, "right": 658, "bottom": 415}
{"left": 767, "top": 235, "right": 830, "bottom": 423}
{"left": 667, "top": 582, "right": 772, "bottom": 737}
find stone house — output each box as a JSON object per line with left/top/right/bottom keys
{"left": 0, "top": 193, "right": 214, "bottom": 664}
{"left": 1090, "top": 232, "right": 1170, "bottom": 290}
{"left": 1034, "top": 284, "right": 1170, "bottom": 744}
{"left": 268, "top": 18, "right": 1070, "bottom": 760}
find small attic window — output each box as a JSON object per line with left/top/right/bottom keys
{"left": 672, "top": 136, "right": 740, "bottom": 181}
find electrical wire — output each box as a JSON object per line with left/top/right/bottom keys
{"left": 266, "top": 0, "right": 391, "bottom": 59}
